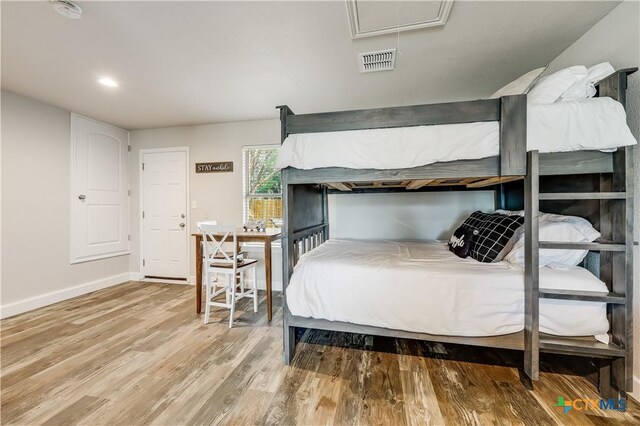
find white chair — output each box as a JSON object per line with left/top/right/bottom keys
{"left": 196, "top": 220, "right": 218, "bottom": 228}
{"left": 199, "top": 223, "right": 258, "bottom": 327}
{"left": 198, "top": 220, "right": 244, "bottom": 259}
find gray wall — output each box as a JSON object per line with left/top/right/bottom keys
{"left": 547, "top": 0, "right": 640, "bottom": 398}
{"left": 129, "top": 120, "right": 284, "bottom": 289}
{"left": 329, "top": 191, "right": 494, "bottom": 240}
{"left": 1, "top": 91, "right": 130, "bottom": 316}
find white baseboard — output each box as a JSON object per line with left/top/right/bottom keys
{"left": 129, "top": 272, "right": 144, "bottom": 281}
{"left": 130, "top": 272, "right": 193, "bottom": 285}
{"left": 630, "top": 375, "right": 640, "bottom": 403}
{"left": 0, "top": 272, "right": 130, "bottom": 319}
{"left": 142, "top": 277, "right": 192, "bottom": 285}
{"left": 261, "top": 281, "right": 283, "bottom": 292}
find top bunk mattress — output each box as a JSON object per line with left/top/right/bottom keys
{"left": 276, "top": 97, "right": 636, "bottom": 170}
{"left": 286, "top": 239, "right": 609, "bottom": 340}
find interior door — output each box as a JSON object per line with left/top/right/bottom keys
{"left": 142, "top": 150, "right": 188, "bottom": 279}
{"left": 71, "top": 114, "right": 129, "bottom": 263}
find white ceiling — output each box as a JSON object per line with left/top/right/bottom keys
{"left": 1, "top": 1, "right": 620, "bottom": 130}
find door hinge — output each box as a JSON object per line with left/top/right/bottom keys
{"left": 142, "top": 163, "right": 145, "bottom": 171}
{"left": 143, "top": 259, "right": 146, "bottom": 267}
{"left": 142, "top": 211, "right": 145, "bottom": 219}
{"left": 128, "top": 189, "right": 131, "bottom": 196}
{"left": 128, "top": 145, "right": 131, "bottom": 152}
{"left": 128, "top": 234, "right": 131, "bottom": 241}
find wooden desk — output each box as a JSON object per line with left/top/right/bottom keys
{"left": 193, "top": 228, "right": 281, "bottom": 321}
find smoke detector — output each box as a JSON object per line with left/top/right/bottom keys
{"left": 50, "top": 0, "right": 83, "bottom": 19}
{"left": 359, "top": 49, "right": 396, "bottom": 73}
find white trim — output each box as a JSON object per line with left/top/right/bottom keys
{"left": 70, "top": 250, "right": 130, "bottom": 264}
{"left": 130, "top": 273, "right": 194, "bottom": 285}
{"left": 139, "top": 146, "right": 191, "bottom": 281}
{"left": 141, "top": 277, "right": 192, "bottom": 285}
{"left": 129, "top": 272, "right": 144, "bottom": 281}
{"left": 630, "top": 376, "right": 640, "bottom": 403}
{"left": 0, "top": 272, "right": 130, "bottom": 319}
{"left": 259, "top": 281, "right": 283, "bottom": 292}
{"left": 345, "top": 0, "right": 453, "bottom": 39}
{"left": 70, "top": 113, "right": 130, "bottom": 264}
{"left": 70, "top": 112, "right": 131, "bottom": 132}
{"left": 70, "top": 113, "right": 77, "bottom": 263}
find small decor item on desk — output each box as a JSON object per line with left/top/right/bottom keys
{"left": 243, "top": 220, "right": 266, "bottom": 232}
{"left": 448, "top": 226, "right": 476, "bottom": 258}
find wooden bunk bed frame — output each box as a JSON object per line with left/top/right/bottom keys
{"left": 277, "top": 68, "right": 636, "bottom": 398}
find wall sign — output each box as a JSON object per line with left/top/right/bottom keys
{"left": 195, "top": 161, "right": 233, "bottom": 173}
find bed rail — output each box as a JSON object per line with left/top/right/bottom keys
{"left": 278, "top": 93, "right": 527, "bottom": 180}
{"left": 284, "top": 99, "right": 500, "bottom": 133}
{"left": 292, "top": 224, "right": 326, "bottom": 265}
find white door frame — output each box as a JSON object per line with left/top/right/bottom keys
{"left": 139, "top": 146, "right": 190, "bottom": 281}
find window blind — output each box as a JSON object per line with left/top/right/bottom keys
{"left": 242, "top": 145, "right": 282, "bottom": 226}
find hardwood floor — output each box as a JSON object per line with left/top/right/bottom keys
{"left": 1, "top": 281, "right": 639, "bottom": 425}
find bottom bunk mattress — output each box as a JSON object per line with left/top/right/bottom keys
{"left": 286, "top": 239, "right": 609, "bottom": 341}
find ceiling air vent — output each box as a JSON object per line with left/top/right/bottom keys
{"left": 359, "top": 49, "right": 396, "bottom": 73}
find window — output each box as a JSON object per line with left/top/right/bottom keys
{"left": 242, "top": 145, "right": 282, "bottom": 227}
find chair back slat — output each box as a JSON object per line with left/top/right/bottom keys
{"left": 198, "top": 224, "right": 238, "bottom": 269}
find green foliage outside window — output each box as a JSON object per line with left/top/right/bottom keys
{"left": 244, "top": 147, "right": 282, "bottom": 225}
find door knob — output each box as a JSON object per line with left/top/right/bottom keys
{"left": 181, "top": 214, "right": 186, "bottom": 218}
{"left": 78, "top": 194, "right": 86, "bottom": 201}
{"left": 179, "top": 222, "right": 186, "bottom": 228}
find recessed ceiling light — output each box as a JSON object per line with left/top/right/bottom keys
{"left": 50, "top": 0, "right": 82, "bottom": 19}
{"left": 98, "top": 77, "right": 118, "bottom": 88}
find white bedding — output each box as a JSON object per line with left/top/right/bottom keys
{"left": 276, "top": 97, "right": 636, "bottom": 170}
{"left": 286, "top": 239, "right": 610, "bottom": 341}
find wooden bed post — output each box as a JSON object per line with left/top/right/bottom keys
{"left": 500, "top": 94, "right": 527, "bottom": 176}
{"left": 597, "top": 69, "right": 636, "bottom": 396}
{"left": 524, "top": 150, "right": 540, "bottom": 381}
{"left": 322, "top": 185, "right": 329, "bottom": 241}
{"left": 278, "top": 105, "right": 297, "bottom": 364}
{"left": 282, "top": 181, "right": 296, "bottom": 364}
{"left": 495, "top": 184, "right": 506, "bottom": 210}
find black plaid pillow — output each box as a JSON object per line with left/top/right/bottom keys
{"left": 459, "top": 211, "right": 525, "bottom": 263}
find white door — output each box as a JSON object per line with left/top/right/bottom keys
{"left": 71, "top": 114, "right": 130, "bottom": 263}
{"left": 141, "top": 150, "right": 188, "bottom": 279}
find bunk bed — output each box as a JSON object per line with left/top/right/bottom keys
{"left": 277, "top": 68, "right": 637, "bottom": 398}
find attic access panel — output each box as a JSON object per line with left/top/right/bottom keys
{"left": 346, "top": 0, "right": 454, "bottom": 39}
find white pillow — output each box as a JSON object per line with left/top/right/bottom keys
{"left": 527, "top": 65, "right": 588, "bottom": 104}
{"left": 494, "top": 210, "right": 600, "bottom": 268}
{"left": 491, "top": 66, "right": 547, "bottom": 98}
{"left": 560, "top": 62, "right": 615, "bottom": 102}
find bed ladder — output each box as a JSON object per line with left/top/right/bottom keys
{"left": 524, "top": 69, "right": 635, "bottom": 397}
